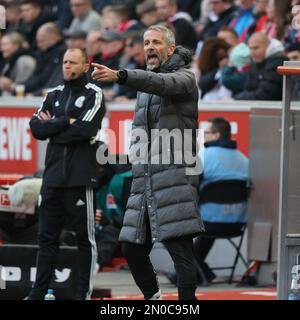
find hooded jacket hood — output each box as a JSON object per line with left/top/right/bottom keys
{"left": 265, "top": 38, "right": 284, "bottom": 59}
{"left": 160, "top": 46, "right": 193, "bottom": 73}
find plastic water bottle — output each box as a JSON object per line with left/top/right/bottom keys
{"left": 288, "top": 254, "right": 300, "bottom": 300}
{"left": 44, "top": 289, "right": 55, "bottom": 300}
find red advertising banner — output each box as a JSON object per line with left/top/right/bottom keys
{"left": 0, "top": 102, "right": 250, "bottom": 175}
{"left": 0, "top": 108, "right": 37, "bottom": 174}
{"left": 106, "top": 110, "right": 249, "bottom": 156}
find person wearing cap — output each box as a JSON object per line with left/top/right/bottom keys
{"left": 65, "top": 30, "right": 87, "bottom": 50}
{"left": 92, "top": 25, "right": 203, "bottom": 300}
{"left": 94, "top": 31, "right": 125, "bottom": 97}
{"left": 221, "top": 42, "right": 251, "bottom": 95}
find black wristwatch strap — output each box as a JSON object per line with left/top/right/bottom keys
{"left": 116, "top": 69, "right": 128, "bottom": 84}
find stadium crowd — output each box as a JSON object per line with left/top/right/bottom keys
{"left": 0, "top": 0, "right": 299, "bottom": 101}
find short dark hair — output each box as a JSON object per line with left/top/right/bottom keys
{"left": 65, "top": 48, "right": 88, "bottom": 64}
{"left": 218, "top": 26, "right": 238, "bottom": 39}
{"left": 208, "top": 117, "right": 231, "bottom": 140}
{"left": 20, "top": 0, "right": 41, "bottom": 8}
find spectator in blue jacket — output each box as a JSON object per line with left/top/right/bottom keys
{"left": 194, "top": 117, "right": 249, "bottom": 283}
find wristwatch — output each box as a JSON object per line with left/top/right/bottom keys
{"left": 117, "top": 69, "right": 128, "bottom": 84}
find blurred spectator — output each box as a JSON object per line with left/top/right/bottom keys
{"left": 93, "top": 0, "right": 139, "bottom": 19}
{"left": 24, "top": 22, "right": 66, "bottom": 95}
{"left": 68, "top": 0, "right": 102, "bottom": 34}
{"left": 221, "top": 42, "right": 251, "bottom": 95}
{"left": 155, "top": 0, "right": 198, "bottom": 51}
{"left": 20, "top": 0, "right": 55, "bottom": 48}
{"left": 217, "top": 26, "right": 239, "bottom": 49}
{"left": 194, "top": 117, "right": 248, "bottom": 284}
{"left": 86, "top": 30, "right": 103, "bottom": 62}
{"left": 198, "top": 37, "right": 232, "bottom": 100}
{"left": 113, "top": 33, "right": 146, "bottom": 100}
{"left": 136, "top": 0, "right": 158, "bottom": 27}
{"left": 229, "top": 0, "right": 255, "bottom": 37}
{"left": 65, "top": 30, "right": 87, "bottom": 50}
{"left": 101, "top": 4, "right": 142, "bottom": 32}
{"left": 286, "top": 42, "right": 300, "bottom": 62}
{"left": 99, "top": 30, "right": 124, "bottom": 68}
{"left": 5, "top": 0, "right": 22, "bottom": 33}
{"left": 0, "top": 32, "right": 36, "bottom": 96}
{"left": 56, "top": 0, "right": 73, "bottom": 32}
{"left": 239, "top": 0, "right": 269, "bottom": 42}
{"left": 95, "top": 30, "right": 125, "bottom": 98}
{"left": 177, "top": 0, "right": 202, "bottom": 21}
{"left": 258, "top": 0, "right": 292, "bottom": 42}
{"left": 199, "top": 0, "right": 237, "bottom": 41}
{"left": 235, "top": 32, "right": 287, "bottom": 100}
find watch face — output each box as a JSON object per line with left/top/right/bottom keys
{"left": 118, "top": 70, "right": 126, "bottom": 79}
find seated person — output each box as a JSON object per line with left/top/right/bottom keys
{"left": 194, "top": 117, "right": 249, "bottom": 283}
{"left": 234, "top": 32, "right": 287, "bottom": 101}
{"left": 95, "top": 159, "right": 132, "bottom": 270}
{"left": 0, "top": 32, "right": 36, "bottom": 96}
{"left": 221, "top": 42, "right": 251, "bottom": 96}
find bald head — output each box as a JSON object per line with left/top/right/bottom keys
{"left": 248, "top": 32, "right": 270, "bottom": 63}
{"left": 36, "top": 22, "right": 63, "bottom": 51}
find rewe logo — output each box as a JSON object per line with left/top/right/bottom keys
{"left": 0, "top": 117, "right": 32, "bottom": 161}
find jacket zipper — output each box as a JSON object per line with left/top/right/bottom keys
{"left": 135, "top": 194, "right": 146, "bottom": 243}
{"left": 62, "top": 89, "right": 73, "bottom": 180}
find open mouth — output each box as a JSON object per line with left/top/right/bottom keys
{"left": 147, "top": 54, "right": 159, "bottom": 64}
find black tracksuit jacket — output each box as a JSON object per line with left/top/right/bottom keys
{"left": 29, "top": 74, "right": 105, "bottom": 187}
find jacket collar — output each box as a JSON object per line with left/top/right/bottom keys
{"left": 152, "top": 46, "right": 193, "bottom": 73}
{"left": 204, "top": 139, "right": 237, "bottom": 149}
{"left": 64, "top": 73, "right": 88, "bottom": 90}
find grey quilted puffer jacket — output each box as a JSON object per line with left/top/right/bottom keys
{"left": 119, "top": 46, "right": 204, "bottom": 244}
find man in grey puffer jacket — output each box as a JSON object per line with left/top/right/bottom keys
{"left": 92, "top": 25, "right": 203, "bottom": 300}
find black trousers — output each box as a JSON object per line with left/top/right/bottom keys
{"left": 28, "top": 185, "right": 97, "bottom": 300}
{"left": 193, "top": 222, "right": 244, "bottom": 280}
{"left": 96, "top": 224, "right": 121, "bottom": 268}
{"left": 122, "top": 215, "right": 198, "bottom": 300}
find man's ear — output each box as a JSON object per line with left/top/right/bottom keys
{"left": 83, "top": 63, "right": 90, "bottom": 73}
{"left": 167, "top": 45, "right": 176, "bottom": 58}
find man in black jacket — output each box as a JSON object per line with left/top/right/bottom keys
{"left": 235, "top": 32, "right": 287, "bottom": 100}
{"left": 200, "top": 0, "right": 236, "bottom": 41}
{"left": 155, "top": 0, "right": 198, "bottom": 52}
{"left": 28, "top": 48, "right": 105, "bottom": 300}
{"left": 92, "top": 25, "right": 203, "bottom": 300}
{"left": 24, "top": 22, "right": 66, "bottom": 95}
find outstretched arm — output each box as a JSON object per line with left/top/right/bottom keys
{"left": 91, "top": 63, "right": 196, "bottom": 96}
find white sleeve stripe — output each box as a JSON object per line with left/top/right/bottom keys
{"left": 82, "top": 109, "right": 92, "bottom": 121}
{"left": 86, "top": 92, "right": 101, "bottom": 122}
{"left": 83, "top": 91, "right": 102, "bottom": 122}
